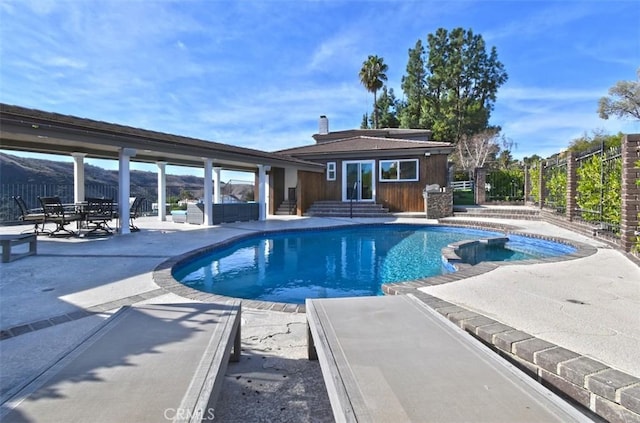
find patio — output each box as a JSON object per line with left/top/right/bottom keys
{"left": 0, "top": 213, "right": 638, "bottom": 422}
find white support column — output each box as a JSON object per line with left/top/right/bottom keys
{"left": 257, "top": 164, "right": 270, "bottom": 221}
{"left": 157, "top": 161, "right": 167, "bottom": 221}
{"left": 118, "top": 148, "right": 136, "bottom": 235}
{"left": 71, "top": 152, "right": 86, "bottom": 204}
{"left": 203, "top": 158, "right": 213, "bottom": 226}
{"left": 213, "top": 167, "right": 222, "bottom": 204}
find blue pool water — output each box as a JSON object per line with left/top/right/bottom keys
{"left": 173, "top": 225, "right": 576, "bottom": 304}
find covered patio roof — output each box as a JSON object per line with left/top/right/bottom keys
{"left": 0, "top": 103, "right": 323, "bottom": 173}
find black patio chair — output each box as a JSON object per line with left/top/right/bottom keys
{"left": 13, "top": 196, "right": 47, "bottom": 234}
{"left": 37, "top": 196, "right": 83, "bottom": 237}
{"left": 129, "top": 196, "right": 144, "bottom": 232}
{"left": 83, "top": 197, "right": 116, "bottom": 236}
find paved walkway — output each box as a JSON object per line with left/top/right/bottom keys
{"left": 426, "top": 217, "right": 640, "bottom": 377}
{"left": 0, "top": 214, "right": 638, "bottom": 422}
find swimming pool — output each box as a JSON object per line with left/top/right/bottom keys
{"left": 172, "top": 225, "right": 576, "bottom": 304}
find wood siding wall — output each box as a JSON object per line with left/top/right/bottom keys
{"left": 378, "top": 155, "right": 449, "bottom": 212}
{"left": 324, "top": 161, "right": 342, "bottom": 199}
{"left": 297, "top": 170, "right": 325, "bottom": 215}
{"left": 294, "top": 154, "right": 450, "bottom": 213}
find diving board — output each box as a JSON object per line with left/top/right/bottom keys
{"left": 1, "top": 301, "right": 241, "bottom": 423}
{"left": 306, "top": 295, "right": 592, "bottom": 423}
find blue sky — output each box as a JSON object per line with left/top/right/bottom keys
{"left": 1, "top": 0, "right": 638, "bottom": 179}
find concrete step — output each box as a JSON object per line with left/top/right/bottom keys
{"left": 276, "top": 200, "right": 296, "bottom": 215}
{"left": 453, "top": 207, "right": 539, "bottom": 215}
{"left": 306, "top": 211, "right": 391, "bottom": 218}
{"left": 452, "top": 212, "right": 541, "bottom": 220}
{"left": 308, "top": 202, "right": 387, "bottom": 209}
{"left": 305, "top": 201, "right": 390, "bottom": 218}
{"left": 452, "top": 207, "right": 540, "bottom": 220}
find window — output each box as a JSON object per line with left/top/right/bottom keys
{"left": 379, "top": 159, "right": 418, "bottom": 182}
{"left": 326, "top": 162, "right": 336, "bottom": 181}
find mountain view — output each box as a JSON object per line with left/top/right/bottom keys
{"left": 0, "top": 152, "right": 254, "bottom": 221}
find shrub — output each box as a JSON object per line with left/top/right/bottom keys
{"left": 576, "top": 152, "right": 621, "bottom": 225}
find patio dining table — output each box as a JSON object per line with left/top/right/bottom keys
{"left": 64, "top": 199, "right": 119, "bottom": 236}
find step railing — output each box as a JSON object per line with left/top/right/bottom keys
{"left": 350, "top": 181, "right": 358, "bottom": 218}
{"left": 288, "top": 186, "right": 297, "bottom": 215}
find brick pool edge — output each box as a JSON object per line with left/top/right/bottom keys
{"left": 153, "top": 223, "right": 639, "bottom": 422}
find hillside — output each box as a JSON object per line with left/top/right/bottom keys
{"left": 0, "top": 152, "right": 254, "bottom": 204}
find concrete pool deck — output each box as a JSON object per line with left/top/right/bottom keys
{"left": 0, "top": 213, "right": 638, "bottom": 421}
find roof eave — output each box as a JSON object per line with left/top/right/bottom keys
{"left": 0, "top": 103, "right": 324, "bottom": 172}
{"left": 288, "top": 146, "right": 454, "bottom": 160}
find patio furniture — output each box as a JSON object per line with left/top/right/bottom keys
{"left": 12, "top": 196, "right": 46, "bottom": 234}
{"left": 0, "top": 234, "right": 37, "bottom": 263}
{"left": 83, "top": 197, "right": 116, "bottom": 236}
{"left": 186, "top": 202, "right": 259, "bottom": 224}
{"left": 1, "top": 301, "right": 242, "bottom": 423}
{"left": 129, "top": 196, "right": 144, "bottom": 231}
{"left": 306, "top": 295, "right": 591, "bottom": 423}
{"left": 171, "top": 209, "right": 187, "bottom": 223}
{"left": 37, "top": 196, "right": 83, "bottom": 237}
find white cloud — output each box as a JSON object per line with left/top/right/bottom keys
{"left": 23, "top": 0, "right": 57, "bottom": 15}
{"left": 2, "top": 0, "right": 638, "bottom": 167}
{"left": 494, "top": 83, "right": 640, "bottom": 159}
{"left": 484, "top": 2, "right": 593, "bottom": 42}
{"left": 307, "top": 32, "right": 360, "bottom": 71}
{"left": 45, "top": 56, "right": 87, "bottom": 69}
{"left": 499, "top": 86, "right": 606, "bottom": 103}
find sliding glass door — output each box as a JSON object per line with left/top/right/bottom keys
{"left": 343, "top": 161, "right": 374, "bottom": 201}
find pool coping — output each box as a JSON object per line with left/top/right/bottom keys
{"left": 152, "top": 222, "right": 640, "bottom": 421}
{"left": 152, "top": 221, "right": 597, "bottom": 314}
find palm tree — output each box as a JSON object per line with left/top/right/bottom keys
{"left": 359, "top": 55, "right": 388, "bottom": 129}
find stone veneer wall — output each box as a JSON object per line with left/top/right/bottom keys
{"left": 424, "top": 191, "right": 453, "bottom": 219}
{"left": 474, "top": 167, "right": 487, "bottom": 205}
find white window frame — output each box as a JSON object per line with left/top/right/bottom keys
{"left": 342, "top": 160, "right": 376, "bottom": 202}
{"left": 379, "top": 159, "right": 419, "bottom": 182}
{"left": 327, "top": 162, "right": 336, "bottom": 181}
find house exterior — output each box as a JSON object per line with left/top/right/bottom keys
{"left": 1, "top": 104, "right": 453, "bottom": 221}
{"left": 273, "top": 116, "right": 454, "bottom": 214}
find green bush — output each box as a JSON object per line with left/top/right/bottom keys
{"left": 170, "top": 203, "right": 187, "bottom": 211}
{"left": 529, "top": 164, "right": 541, "bottom": 204}
{"left": 486, "top": 168, "right": 524, "bottom": 201}
{"left": 546, "top": 165, "right": 567, "bottom": 211}
{"left": 576, "top": 153, "right": 621, "bottom": 225}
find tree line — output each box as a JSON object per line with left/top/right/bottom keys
{"left": 359, "top": 27, "right": 509, "bottom": 176}
{"left": 358, "top": 27, "right": 639, "bottom": 175}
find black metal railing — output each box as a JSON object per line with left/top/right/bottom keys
{"left": 0, "top": 184, "right": 154, "bottom": 223}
